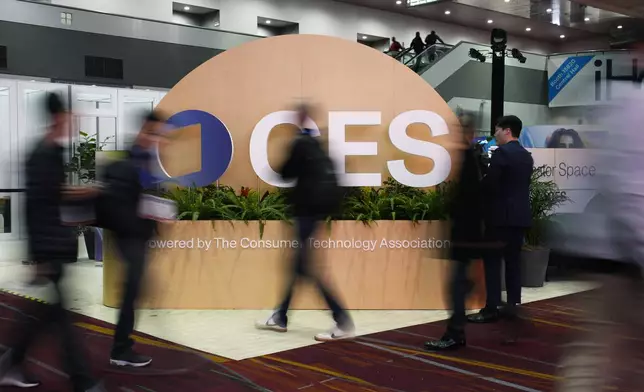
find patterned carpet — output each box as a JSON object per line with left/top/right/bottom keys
{"left": 0, "top": 290, "right": 634, "bottom": 391}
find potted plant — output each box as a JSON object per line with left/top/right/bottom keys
{"left": 65, "top": 131, "right": 110, "bottom": 261}
{"left": 521, "top": 165, "right": 570, "bottom": 287}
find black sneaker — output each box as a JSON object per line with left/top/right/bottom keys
{"left": 110, "top": 349, "right": 152, "bottom": 368}
{"left": 0, "top": 367, "right": 41, "bottom": 388}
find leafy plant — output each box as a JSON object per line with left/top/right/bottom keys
{"left": 64, "top": 132, "right": 111, "bottom": 237}
{"left": 65, "top": 131, "right": 111, "bottom": 184}
{"left": 525, "top": 165, "right": 570, "bottom": 248}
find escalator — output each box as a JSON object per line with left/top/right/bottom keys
{"left": 392, "top": 44, "right": 455, "bottom": 74}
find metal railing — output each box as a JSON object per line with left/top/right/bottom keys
{"left": 402, "top": 43, "right": 455, "bottom": 74}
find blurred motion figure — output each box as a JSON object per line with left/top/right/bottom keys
{"left": 425, "top": 111, "right": 484, "bottom": 351}
{"left": 0, "top": 93, "right": 103, "bottom": 391}
{"left": 97, "top": 111, "right": 166, "bottom": 367}
{"left": 256, "top": 103, "right": 354, "bottom": 342}
{"left": 555, "top": 79, "right": 644, "bottom": 391}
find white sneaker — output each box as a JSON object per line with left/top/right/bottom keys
{"left": 314, "top": 325, "right": 356, "bottom": 342}
{"left": 255, "top": 313, "right": 287, "bottom": 333}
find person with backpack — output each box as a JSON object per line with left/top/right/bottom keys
{"left": 256, "top": 104, "right": 355, "bottom": 342}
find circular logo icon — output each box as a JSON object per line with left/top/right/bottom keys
{"left": 158, "top": 110, "right": 234, "bottom": 187}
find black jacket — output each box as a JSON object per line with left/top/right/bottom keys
{"left": 98, "top": 149, "right": 156, "bottom": 240}
{"left": 450, "top": 145, "right": 484, "bottom": 259}
{"left": 483, "top": 141, "right": 533, "bottom": 228}
{"left": 25, "top": 138, "right": 77, "bottom": 262}
{"left": 279, "top": 133, "right": 326, "bottom": 217}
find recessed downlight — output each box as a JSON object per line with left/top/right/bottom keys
{"left": 487, "top": 19, "right": 493, "bottom": 24}
{"left": 445, "top": 10, "right": 451, "bottom": 15}
{"left": 526, "top": 27, "right": 532, "bottom": 31}
{"left": 584, "top": 17, "right": 590, "bottom": 21}
{"left": 266, "top": 19, "right": 271, "bottom": 24}
{"left": 546, "top": 8, "right": 552, "bottom": 13}
{"left": 396, "top": 0, "right": 402, "bottom": 4}
{"left": 560, "top": 34, "right": 565, "bottom": 39}
{"left": 362, "top": 35, "right": 368, "bottom": 39}
{"left": 618, "top": 25, "right": 623, "bottom": 29}
{"left": 184, "top": 6, "right": 190, "bottom": 11}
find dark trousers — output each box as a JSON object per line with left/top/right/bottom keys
{"left": 275, "top": 216, "right": 351, "bottom": 327}
{"left": 10, "top": 261, "right": 95, "bottom": 390}
{"left": 112, "top": 237, "right": 147, "bottom": 356}
{"left": 446, "top": 257, "right": 472, "bottom": 337}
{"left": 483, "top": 226, "right": 526, "bottom": 309}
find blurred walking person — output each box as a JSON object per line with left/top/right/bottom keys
{"left": 256, "top": 104, "right": 355, "bottom": 341}
{"left": 425, "top": 112, "right": 485, "bottom": 351}
{"left": 0, "top": 93, "right": 103, "bottom": 391}
{"left": 555, "top": 79, "right": 644, "bottom": 391}
{"left": 97, "top": 111, "right": 166, "bottom": 367}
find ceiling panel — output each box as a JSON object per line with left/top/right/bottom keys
{"left": 334, "top": 0, "right": 642, "bottom": 44}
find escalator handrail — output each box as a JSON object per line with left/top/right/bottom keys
{"left": 403, "top": 43, "right": 454, "bottom": 67}
{"left": 394, "top": 47, "right": 412, "bottom": 60}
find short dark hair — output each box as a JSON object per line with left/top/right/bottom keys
{"left": 143, "top": 109, "right": 167, "bottom": 124}
{"left": 496, "top": 115, "right": 523, "bottom": 138}
{"left": 46, "top": 92, "right": 66, "bottom": 117}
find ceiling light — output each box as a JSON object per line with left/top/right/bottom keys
{"left": 546, "top": 8, "right": 552, "bottom": 13}
{"left": 184, "top": 6, "right": 190, "bottom": 11}
{"left": 526, "top": 27, "right": 531, "bottom": 31}
{"left": 487, "top": 19, "right": 493, "bottom": 24}
{"left": 618, "top": 25, "right": 623, "bottom": 29}
{"left": 584, "top": 17, "right": 590, "bottom": 21}
{"left": 362, "top": 35, "right": 368, "bottom": 39}
{"left": 505, "top": 0, "right": 510, "bottom": 2}
{"left": 396, "top": 0, "right": 402, "bottom": 4}
{"left": 560, "top": 34, "right": 565, "bottom": 39}
{"left": 266, "top": 19, "right": 271, "bottom": 24}
{"left": 445, "top": 10, "right": 451, "bottom": 15}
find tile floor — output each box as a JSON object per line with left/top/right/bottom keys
{"left": 0, "top": 260, "right": 596, "bottom": 360}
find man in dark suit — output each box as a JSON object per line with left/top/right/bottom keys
{"left": 425, "top": 112, "right": 485, "bottom": 351}
{"left": 99, "top": 111, "right": 164, "bottom": 367}
{"left": 468, "top": 115, "right": 533, "bottom": 324}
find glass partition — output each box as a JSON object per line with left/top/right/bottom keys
{"left": 0, "top": 80, "right": 17, "bottom": 238}
{"left": 0, "top": 77, "right": 169, "bottom": 244}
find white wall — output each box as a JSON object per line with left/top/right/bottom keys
{"left": 448, "top": 97, "right": 551, "bottom": 134}
{"left": 556, "top": 37, "right": 612, "bottom": 54}
{"left": 47, "top": 0, "right": 557, "bottom": 54}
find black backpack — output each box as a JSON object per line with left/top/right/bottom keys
{"left": 297, "top": 135, "right": 343, "bottom": 216}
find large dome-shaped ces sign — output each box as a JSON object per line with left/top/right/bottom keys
{"left": 153, "top": 34, "right": 463, "bottom": 189}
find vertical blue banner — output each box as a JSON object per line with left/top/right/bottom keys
{"left": 548, "top": 55, "right": 594, "bottom": 102}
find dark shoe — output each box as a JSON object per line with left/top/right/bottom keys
{"left": 425, "top": 334, "right": 466, "bottom": 351}
{"left": 110, "top": 349, "right": 152, "bottom": 368}
{"left": 0, "top": 367, "right": 41, "bottom": 388}
{"left": 467, "top": 308, "right": 500, "bottom": 324}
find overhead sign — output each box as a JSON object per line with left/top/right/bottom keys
{"left": 155, "top": 35, "right": 461, "bottom": 189}
{"left": 547, "top": 51, "right": 644, "bottom": 107}
{"left": 547, "top": 55, "right": 594, "bottom": 102}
